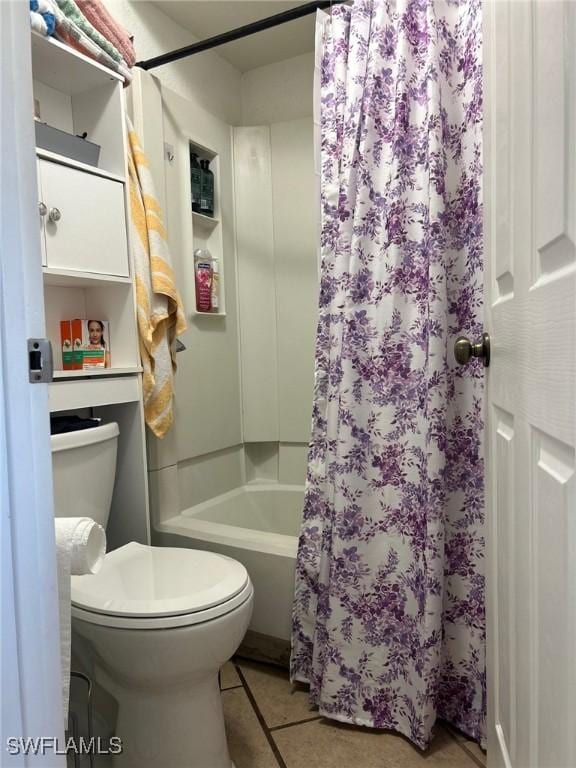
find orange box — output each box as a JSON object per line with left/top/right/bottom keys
{"left": 71, "top": 319, "right": 83, "bottom": 369}
{"left": 59, "top": 319, "right": 83, "bottom": 370}
{"left": 60, "top": 320, "right": 73, "bottom": 370}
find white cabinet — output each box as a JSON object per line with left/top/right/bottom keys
{"left": 37, "top": 160, "right": 48, "bottom": 266}
{"left": 31, "top": 32, "right": 150, "bottom": 549}
{"left": 38, "top": 159, "right": 129, "bottom": 277}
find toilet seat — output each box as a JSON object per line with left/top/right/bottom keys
{"left": 71, "top": 542, "right": 252, "bottom": 630}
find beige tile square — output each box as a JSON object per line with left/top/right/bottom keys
{"left": 444, "top": 726, "right": 486, "bottom": 766}
{"left": 440, "top": 722, "right": 487, "bottom": 765}
{"left": 237, "top": 660, "right": 318, "bottom": 728}
{"left": 273, "top": 719, "right": 479, "bottom": 768}
{"left": 222, "top": 688, "right": 279, "bottom": 768}
{"left": 221, "top": 661, "right": 242, "bottom": 689}
{"left": 459, "top": 741, "right": 486, "bottom": 767}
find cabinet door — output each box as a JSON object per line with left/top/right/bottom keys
{"left": 39, "top": 159, "right": 129, "bottom": 276}
{"left": 36, "top": 159, "right": 47, "bottom": 266}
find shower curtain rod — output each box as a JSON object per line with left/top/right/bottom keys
{"left": 135, "top": 0, "right": 348, "bottom": 71}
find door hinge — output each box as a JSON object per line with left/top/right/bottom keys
{"left": 28, "top": 338, "right": 53, "bottom": 383}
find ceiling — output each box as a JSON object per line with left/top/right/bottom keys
{"left": 150, "top": 1, "right": 317, "bottom": 72}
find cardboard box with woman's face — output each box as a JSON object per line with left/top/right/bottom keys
{"left": 82, "top": 319, "right": 110, "bottom": 368}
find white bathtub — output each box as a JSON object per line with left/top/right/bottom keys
{"left": 155, "top": 484, "right": 304, "bottom": 643}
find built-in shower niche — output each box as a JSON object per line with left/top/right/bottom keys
{"left": 188, "top": 141, "right": 226, "bottom": 317}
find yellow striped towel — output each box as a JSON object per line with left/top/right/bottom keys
{"left": 126, "top": 119, "right": 186, "bottom": 438}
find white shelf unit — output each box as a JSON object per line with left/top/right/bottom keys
{"left": 31, "top": 32, "right": 127, "bottom": 179}
{"left": 189, "top": 141, "right": 226, "bottom": 317}
{"left": 49, "top": 375, "right": 141, "bottom": 412}
{"left": 44, "top": 282, "right": 139, "bottom": 372}
{"left": 36, "top": 148, "right": 125, "bottom": 184}
{"left": 52, "top": 367, "right": 142, "bottom": 379}
{"left": 43, "top": 267, "right": 132, "bottom": 287}
{"left": 38, "top": 158, "right": 130, "bottom": 276}
{"left": 32, "top": 32, "right": 149, "bottom": 549}
{"left": 192, "top": 211, "right": 220, "bottom": 228}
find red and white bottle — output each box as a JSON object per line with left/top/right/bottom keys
{"left": 194, "top": 248, "right": 213, "bottom": 312}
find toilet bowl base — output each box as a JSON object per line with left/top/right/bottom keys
{"left": 99, "top": 668, "right": 233, "bottom": 768}
{"left": 70, "top": 570, "right": 253, "bottom": 768}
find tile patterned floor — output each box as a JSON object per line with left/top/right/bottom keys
{"left": 221, "top": 659, "right": 486, "bottom": 768}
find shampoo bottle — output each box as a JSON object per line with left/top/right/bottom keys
{"left": 190, "top": 153, "right": 201, "bottom": 213}
{"left": 200, "top": 159, "right": 214, "bottom": 217}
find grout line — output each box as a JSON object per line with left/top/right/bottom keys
{"left": 234, "top": 664, "right": 289, "bottom": 768}
{"left": 269, "top": 716, "right": 323, "bottom": 732}
{"left": 230, "top": 661, "right": 487, "bottom": 768}
{"left": 443, "top": 725, "right": 486, "bottom": 768}
{"left": 221, "top": 684, "right": 245, "bottom": 691}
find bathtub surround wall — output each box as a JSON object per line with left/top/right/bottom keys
{"left": 272, "top": 118, "right": 317, "bottom": 441}
{"left": 112, "top": 0, "right": 246, "bottom": 513}
{"left": 235, "top": 52, "right": 318, "bottom": 485}
{"left": 140, "top": 47, "right": 318, "bottom": 519}
{"left": 178, "top": 446, "right": 246, "bottom": 509}
{"left": 245, "top": 443, "right": 309, "bottom": 486}
{"left": 292, "top": 0, "right": 485, "bottom": 751}
{"left": 123, "top": 7, "right": 319, "bottom": 651}
{"left": 131, "top": 70, "right": 246, "bottom": 538}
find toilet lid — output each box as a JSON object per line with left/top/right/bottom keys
{"left": 71, "top": 542, "right": 249, "bottom": 619}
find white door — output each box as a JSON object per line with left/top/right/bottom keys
{"left": 1, "top": 2, "right": 65, "bottom": 762}
{"left": 39, "top": 159, "right": 130, "bottom": 276}
{"left": 484, "top": 1, "right": 576, "bottom": 767}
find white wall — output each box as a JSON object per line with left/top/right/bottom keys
{"left": 108, "top": 0, "right": 242, "bottom": 125}
{"left": 234, "top": 118, "right": 316, "bottom": 473}
{"left": 110, "top": 3, "right": 312, "bottom": 127}
{"left": 271, "top": 117, "right": 316, "bottom": 442}
{"left": 123, "top": 8, "right": 317, "bottom": 502}
{"left": 161, "top": 87, "right": 244, "bottom": 459}
{"left": 241, "top": 52, "right": 314, "bottom": 124}
{"left": 233, "top": 127, "right": 279, "bottom": 444}
{"left": 118, "top": 4, "right": 247, "bottom": 516}
{"left": 237, "top": 54, "right": 318, "bottom": 483}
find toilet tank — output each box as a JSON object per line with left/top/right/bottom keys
{"left": 51, "top": 422, "right": 119, "bottom": 528}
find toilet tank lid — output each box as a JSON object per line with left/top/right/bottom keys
{"left": 51, "top": 421, "right": 119, "bottom": 453}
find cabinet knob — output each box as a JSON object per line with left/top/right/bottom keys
{"left": 48, "top": 207, "right": 61, "bottom": 223}
{"left": 38, "top": 202, "right": 47, "bottom": 217}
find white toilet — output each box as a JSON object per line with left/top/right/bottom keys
{"left": 51, "top": 421, "right": 254, "bottom": 768}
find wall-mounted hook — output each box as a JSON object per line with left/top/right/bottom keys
{"left": 164, "top": 143, "right": 175, "bottom": 163}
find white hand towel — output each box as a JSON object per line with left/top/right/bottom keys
{"left": 55, "top": 517, "right": 106, "bottom": 721}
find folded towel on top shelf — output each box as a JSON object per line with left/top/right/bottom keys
{"left": 76, "top": 0, "right": 136, "bottom": 68}
{"left": 29, "top": 0, "right": 132, "bottom": 81}
{"left": 126, "top": 119, "right": 187, "bottom": 438}
{"left": 30, "top": 0, "right": 56, "bottom": 36}
{"left": 51, "top": 2, "right": 132, "bottom": 82}
{"left": 55, "top": 0, "right": 123, "bottom": 63}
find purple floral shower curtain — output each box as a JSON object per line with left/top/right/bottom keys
{"left": 291, "top": 0, "right": 485, "bottom": 750}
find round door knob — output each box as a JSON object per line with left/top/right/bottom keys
{"left": 38, "top": 201, "right": 47, "bottom": 217}
{"left": 454, "top": 332, "right": 490, "bottom": 367}
{"left": 48, "top": 207, "right": 61, "bottom": 223}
